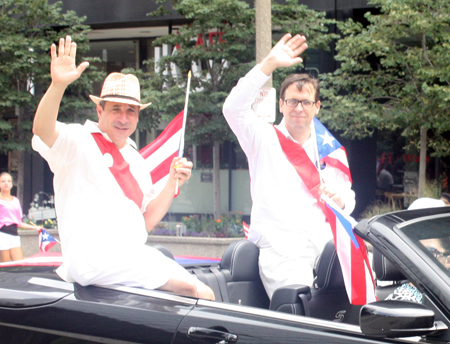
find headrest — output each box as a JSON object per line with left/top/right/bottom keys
{"left": 150, "top": 244, "right": 175, "bottom": 260}
{"left": 372, "top": 248, "right": 405, "bottom": 281}
{"left": 220, "top": 240, "right": 260, "bottom": 281}
{"left": 313, "top": 240, "right": 345, "bottom": 290}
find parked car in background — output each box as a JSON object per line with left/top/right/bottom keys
{"left": 1, "top": 207, "right": 450, "bottom": 343}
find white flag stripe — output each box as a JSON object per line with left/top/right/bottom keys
{"left": 365, "top": 263, "right": 378, "bottom": 303}
{"left": 336, "top": 221, "right": 353, "bottom": 297}
{"left": 152, "top": 175, "right": 170, "bottom": 196}
{"left": 143, "top": 130, "right": 182, "bottom": 171}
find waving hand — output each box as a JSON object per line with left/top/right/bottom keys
{"left": 260, "top": 34, "right": 308, "bottom": 76}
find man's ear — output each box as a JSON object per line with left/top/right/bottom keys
{"left": 279, "top": 98, "right": 284, "bottom": 113}
{"left": 96, "top": 104, "right": 103, "bottom": 119}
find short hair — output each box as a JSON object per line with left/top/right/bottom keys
{"left": 279, "top": 74, "right": 320, "bottom": 102}
{"left": 100, "top": 100, "right": 106, "bottom": 110}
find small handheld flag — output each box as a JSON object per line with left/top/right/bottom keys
{"left": 38, "top": 228, "right": 60, "bottom": 252}
{"left": 243, "top": 221, "right": 249, "bottom": 240}
{"left": 140, "top": 72, "right": 191, "bottom": 197}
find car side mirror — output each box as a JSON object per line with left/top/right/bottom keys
{"left": 360, "top": 300, "right": 447, "bottom": 338}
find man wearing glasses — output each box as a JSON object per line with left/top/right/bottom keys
{"left": 223, "top": 34, "right": 356, "bottom": 299}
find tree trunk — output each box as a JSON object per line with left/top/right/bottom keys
{"left": 418, "top": 126, "right": 427, "bottom": 198}
{"left": 15, "top": 104, "right": 25, "bottom": 204}
{"left": 212, "top": 141, "right": 221, "bottom": 219}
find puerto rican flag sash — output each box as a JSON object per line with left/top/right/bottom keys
{"left": 92, "top": 133, "right": 143, "bottom": 209}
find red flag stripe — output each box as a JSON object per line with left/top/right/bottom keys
{"left": 140, "top": 111, "right": 184, "bottom": 158}
{"left": 150, "top": 151, "right": 178, "bottom": 184}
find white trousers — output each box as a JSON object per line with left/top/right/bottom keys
{"left": 257, "top": 235, "right": 320, "bottom": 299}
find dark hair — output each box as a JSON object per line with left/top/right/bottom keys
{"left": 279, "top": 74, "right": 320, "bottom": 102}
{"left": 100, "top": 100, "right": 106, "bottom": 110}
{"left": 442, "top": 193, "right": 450, "bottom": 203}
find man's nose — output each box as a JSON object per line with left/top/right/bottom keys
{"left": 117, "top": 108, "right": 128, "bottom": 121}
{"left": 295, "top": 101, "right": 305, "bottom": 110}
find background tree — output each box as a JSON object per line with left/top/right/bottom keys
{"left": 144, "top": 0, "right": 337, "bottom": 219}
{"left": 0, "top": 0, "right": 104, "bottom": 201}
{"left": 320, "top": 0, "right": 450, "bottom": 197}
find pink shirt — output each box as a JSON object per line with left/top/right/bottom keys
{"left": 0, "top": 197, "right": 23, "bottom": 228}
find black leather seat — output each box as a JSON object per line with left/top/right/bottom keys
{"left": 269, "top": 240, "right": 361, "bottom": 324}
{"left": 214, "top": 240, "right": 270, "bottom": 308}
{"left": 149, "top": 244, "right": 175, "bottom": 260}
{"left": 372, "top": 247, "right": 407, "bottom": 300}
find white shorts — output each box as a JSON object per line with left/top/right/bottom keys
{"left": 257, "top": 235, "right": 320, "bottom": 299}
{"left": 0, "top": 232, "right": 21, "bottom": 251}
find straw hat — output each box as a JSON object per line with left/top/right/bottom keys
{"left": 89, "top": 73, "right": 151, "bottom": 110}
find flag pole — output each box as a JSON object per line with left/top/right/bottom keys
{"left": 175, "top": 70, "right": 192, "bottom": 195}
{"left": 311, "top": 119, "right": 323, "bottom": 184}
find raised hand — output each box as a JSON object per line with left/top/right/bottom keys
{"left": 50, "top": 36, "right": 89, "bottom": 87}
{"left": 260, "top": 34, "right": 308, "bottom": 76}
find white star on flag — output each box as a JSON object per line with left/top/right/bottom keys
{"left": 319, "top": 130, "right": 335, "bottom": 148}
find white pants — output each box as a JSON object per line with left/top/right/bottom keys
{"left": 257, "top": 235, "right": 320, "bottom": 299}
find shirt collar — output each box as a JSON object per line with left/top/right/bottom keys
{"left": 275, "top": 118, "right": 313, "bottom": 148}
{"left": 84, "top": 120, "right": 137, "bottom": 149}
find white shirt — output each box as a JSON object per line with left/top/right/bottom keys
{"left": 223, "top": 65, "right": 355, "bottom": 259}
{"left": 32, "top": 120, "right": 155, "bottom": 282}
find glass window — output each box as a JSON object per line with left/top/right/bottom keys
{"left": 84, "top": 40, "right": 139, "bottom": 96}
{"left": 397, "top": 215, "right": 450, "bottom": 273}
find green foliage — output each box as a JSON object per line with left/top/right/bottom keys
{"left": 321, "top": 0, "right": 450, "bottom": 158}
{"left": 142, "top": 0, "right": 256, "bottom": 146}
{"left": 272, "top": 0, "right": 338, "bottom": 52}
{"left": 139, "top": 0, "right": 337, "bottom": 147}
{"left": 0, "top": 0, "right": 104, "bottom": 154}
{"left": 358, "top": 201, "right": 396, "bottom": 220}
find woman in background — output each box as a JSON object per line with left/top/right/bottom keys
{"left": 0, "top": 172, "right": 40, "bottom": 262}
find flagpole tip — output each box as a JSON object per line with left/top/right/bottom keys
{"left": 188, "top": 70, "right": 192, "bottom": 78}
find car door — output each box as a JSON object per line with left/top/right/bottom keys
{"left": 173, "top": 300, "right": 408, "bottom": 344}
{"left": 0, "top": 271, "right": 196, "bottom": 344}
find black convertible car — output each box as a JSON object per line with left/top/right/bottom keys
{"left": 2, "top": 207, "right": 450, "bottom": 343}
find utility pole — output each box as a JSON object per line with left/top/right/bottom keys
{"left": 255, "top": 0, "right": 272, "bottom": 87}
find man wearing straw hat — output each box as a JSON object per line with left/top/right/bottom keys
{"left": 32, "top": 36, "right": 214, "bottom": 300}
{"left": 223, "top": 34, "right": 355, "bottom": 299}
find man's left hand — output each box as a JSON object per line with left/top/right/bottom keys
{"left": 171, "top": 157, "right": 193, "bottom": 187}
{"left": 319, "top": 184, "right": 345, "bottom": 210}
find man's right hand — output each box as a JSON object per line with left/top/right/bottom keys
{"left": 259, "top": 33, "right": 308, "bottom": 76}
{"left": 50, "top": 36, "right": 89, "bottom": 87}
{"left": 32, "top": 36, "right": 89, "bottom": 148}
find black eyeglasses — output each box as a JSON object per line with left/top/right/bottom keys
{"left": 284, "top": 99, "right": 316, "bottom": 108}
